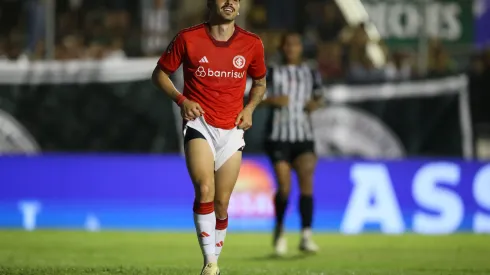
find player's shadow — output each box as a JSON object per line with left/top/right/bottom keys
{"left": 247, "top": 253, "right": 315, "bottom": 262}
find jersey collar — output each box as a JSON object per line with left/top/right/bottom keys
{"left": 204, "top": 22, "right": 239, "bottom": 47}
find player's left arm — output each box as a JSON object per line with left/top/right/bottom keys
{"left": 236, "top": 38, "right": 267, "bottom": 130}
{"left": 244, "top": 38, "right": 267, "bottom": 112}
{"left": 305, "top": 69, "right": 326, "bottom": 113}
{"left": 236, "top": 76, "right": 266, "bottom": 130}
{"left": 245, "top": 76, "right": 267, "bottom": 111}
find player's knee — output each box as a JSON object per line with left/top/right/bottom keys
{"left": 298, "top": 170, "right": 314, "bottom": 183}
{"left": 194, "top": 179, "right": 215, "bottom": 201}
{"left": 277, "top": 185, "right": 291, "bottom": 197}
{"left": 297, "top": 162, "right": 316, "bottom": 179}
{"left": 298, "top": 170, "right": 314, "bottom": 184}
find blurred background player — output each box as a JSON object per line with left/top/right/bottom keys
{"left": 262, "top": 32, "right": 324, "bottom": 256}
{"left": 152, "top": 0, "right": 267, "bottom": 274}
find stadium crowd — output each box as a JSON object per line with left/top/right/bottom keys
{"left": 1, "top": 1, "right": 489, "bottom": 79}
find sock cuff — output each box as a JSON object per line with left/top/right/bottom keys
{"left": 275, "top": 192, "right": 289, "bottom": 203}
{"left": 299, "top": 194, "right": 313, "bottom": 200}
{"left": 216, "top": 217, "right": 228, "bottom": 230}
{"left": 193, "top": 200, "right": 214, "bottom": 215}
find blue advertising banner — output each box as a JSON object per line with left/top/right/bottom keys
{"left": 0, "top": 155, "right": 489, "bottom": 234}
{"left": 475, "top": 0, "right": 490, "bottom": 47}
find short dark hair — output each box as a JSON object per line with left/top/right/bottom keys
{"left": 278, "top": 32, "right": 303, "bottom": 64}
{"left": 279, "top": 32, "right": 302, "bottom": 49}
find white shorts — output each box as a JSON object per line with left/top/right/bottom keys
{"left": 183, "top": 116, "right": 245, "bottom": 171}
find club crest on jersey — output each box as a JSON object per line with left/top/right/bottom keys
{"left": 233, "top": 55, "right": 246, "bottom": 69}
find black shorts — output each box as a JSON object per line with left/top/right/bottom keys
{"left": 183, "top": 127, "right": 206, "bottom": 147}
{"left": 265, "top": 140, "right": 315, "bottom": 164}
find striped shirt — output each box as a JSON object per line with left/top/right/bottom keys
{"left": 265, "top": 64, "right": 323, "bottom": 142}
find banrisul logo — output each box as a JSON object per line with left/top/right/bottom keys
{"left": 195, "top": 66, "right": 245, "bottom": 79}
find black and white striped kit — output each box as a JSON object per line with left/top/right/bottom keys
{"left": 265, "top": 64, "right": 323, "bottom": 142}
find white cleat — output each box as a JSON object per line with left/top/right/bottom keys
{"left": 274, "top": 235, "right": 288, "bottom": 256}
{"left": 299, "top": 237, "right": 319, "bottom": 253}
{"left": 200, "top": 263, "right": 220, "bottom": 275}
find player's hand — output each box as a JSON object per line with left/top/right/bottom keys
{"left": 235, "top": 107, "right": 253, "bottom": 130}
{"left": 304, "top": 99, "right": 324, "bottom": 114}
{"left": 180, "top": 99, "right": 204, "bottom": 121}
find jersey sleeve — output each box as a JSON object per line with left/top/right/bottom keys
{"left": 157, "top": 33, "right": 186, "bottom": 75}
{"left": 263, "top": 66, "right": 274, "bottom": 99}
{"left": 266, "top": 66, "right": 274, "bottom": 85}
{"left": 247, "top": 38, "right": 267, "bottom": 80}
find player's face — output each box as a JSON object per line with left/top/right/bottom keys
{"left": 211, "top": 0, "right": 240, "bottom": 22}
{"left": 282, "top": 34, "right": 303, "bottom": 63}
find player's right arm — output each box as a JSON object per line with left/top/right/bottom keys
{"left": 151, "top": 68, "right": 182, "bottom": 104}
{"left": 260, "top": 67, "right": 289, "bottom": 107}
{"left": 152, "top": 33, "right": 204, "bottom": 121}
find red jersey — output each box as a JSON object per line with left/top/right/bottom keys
{"left": 158, "top": 23, "right": 267, "bottom": 129}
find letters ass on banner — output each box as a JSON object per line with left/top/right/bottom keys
{"left": 0, "top": 155, "right": 489, "bottom": 234}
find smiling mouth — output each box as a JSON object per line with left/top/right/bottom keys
{"left": 223, "top": 6, "right": 234, "bottom": 13}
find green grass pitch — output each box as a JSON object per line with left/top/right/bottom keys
{"left": 0, "top": 231, "right": 489, "bottom": 275}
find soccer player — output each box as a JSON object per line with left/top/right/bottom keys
{"left": 261, "top": 32, "right": 324, "bottom": 256}
{"left": 151, "top": 0, "right": 267, "bottom": 274}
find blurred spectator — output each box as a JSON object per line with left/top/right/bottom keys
{"left": 385, "top": 51, "right": 412, "bottom": 82}
{"left": 258, "top": 31, "right": 283, "bottom": 65}
{"left": 427, "top": 39, "right": 456, "bottom": 77}
{"left": 428, "top": 49, "right": 454, "bottom": 77}
{"left": 0, "top": 0, "right": 23, "bottom": 38}
{"left": 4, "top": 30, "right": 28, "bottom": 62}
{"left": 64, "top": 35, "right": 85, "bottom": 59}
{"left": 301, "top": 0, "right": 345, "bottom": 58}
{"left": 469, "top": 53, "right": 486, "bottom": 126}
{"left": 85, "top": 41, "right": 106, "bottom": 60}
{"left": 141, "top": 0, "right": 170, "bottom": 56}
{"left": 317, "top": 42, "right": 343, "bottom": 81}
{"left": 104, "top": 0, "right": 131, "bottom": 35}
{"left": 0, "top": 39, "right": 7, "bottom": 60}
{"left": 25, "top": 0, "right": 45, "bottom": 56}
{"left": 247, "top": 4, "right": 267, "bottom": 30}
{"left": 176, "top": 0, "right": 206, "bottom": 30}
{"left": 346, "top": 47, "right": 385, "bottom": 83}
{"left": 343, "top": 24, "right": 386, "bottom": 83}
{"left": 480, "top": 48, "right": 490, "bottom": 124}
{"left": 57, "top": 11, "right": 78, "bottom": 39}
{"left": 315, "top": 1, "right": 344, "bottom": 43}
{"left": 30, "top": 40, "right": 45, "bottom": 60}
{"left": 341, "top": 24, "right": 369, "bottom": 70}
{"left": 105, "top": 37, "right": 127, "bottom": 60}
